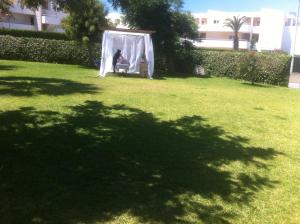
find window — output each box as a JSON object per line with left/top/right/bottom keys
{"left": 253, "top": 17, "right": 260, "bottom": 26}
{"left": 241, "top": 33, "right": 250, "bottom": 41}
{"left": 201, "top": 18, "right": 207, "bottom": 25}
{"left": 213, "top": 20, "right": 220, "bottom": 24}
{"left": 244, "top": 17, "right": 251, "bottom": 25}
{"left": 285, "top": 18, "right": 297, "bottom": 26}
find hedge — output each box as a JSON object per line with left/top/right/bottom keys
{"left": 196, "top": 49, "right": 291, "bottom": 86}
{"left": 0, "top": 35, "right": 101, "bottom": 65}
{"left": 0, "top": 28, "right": 69, "bottom": 40}
{"left": 0, "top": 34, "right": 291, "bottom": 84}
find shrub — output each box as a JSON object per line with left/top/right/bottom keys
{"left": 154, "top": 40, "right": 201, "bottom": 76}
{"left": 198, "top": 49, "right": 291, "bottom": 86}
{"left": 197, "top": 50, "right": 243, "bottom": 78}
{"left": 155, "top": 53, "right": 168, "bottom": 75}
{"left": 0, "top": 28, "right": 69, "bottom": 40}
{"left": 0, "top": 35, "right": 101, "bottom": 66}
{"left": 173, "top": 40, "right": 201, "bottom": 75}
{"left": 239, "top": 52, "right": 259, "bottom": 84}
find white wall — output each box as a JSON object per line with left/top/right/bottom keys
{"left": 283, "top": 26, "right": 300, "bottom": 55}
{"left": 256, "top": 9, "right": 285, "bottom": 51}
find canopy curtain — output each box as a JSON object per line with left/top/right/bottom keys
{"left": 99, "top": 30, "right": 154, "bottom": 78}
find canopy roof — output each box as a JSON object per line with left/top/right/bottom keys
{"left": 99, "top": 27, "right": 156, "bottom": 34}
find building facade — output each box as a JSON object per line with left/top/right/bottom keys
{"left": 193, "top": 9, "right": 300, "bottom": 55}
{"left": 1, "top": 3, "right": 299, "bottom": 55}
{"left": 0, "top": 0, "right": 66, "bottom": 32}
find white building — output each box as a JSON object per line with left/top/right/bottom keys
{"left": 193, "top": 9, "right": 300, "bottom": 55}
{"left": 0, "top": 0, "right": 66, "bottom": 32}
{"left": 0, "top": 1, "right": 127, "bottom": 33}
{"left": 1, "top": 3, "right": 299, "bottom": 55}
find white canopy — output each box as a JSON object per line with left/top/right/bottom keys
{"left": 99, "top": 30, "right": 155, "bottom": 78}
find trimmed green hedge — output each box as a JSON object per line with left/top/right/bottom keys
{"left": 197, "top": 49, "right": 291, "bottom": 86}
{"left": 0, "top": 33, "right": 291, "bottom": 84}
{"left": 0, "top": 28, "right": 69, "bottom": 40}
{"left": 0, "top": 35, "right": 101, "bottom": 65}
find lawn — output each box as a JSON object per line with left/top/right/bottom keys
{"left": 0, "top": 60, "right": 300, "bottom": 224}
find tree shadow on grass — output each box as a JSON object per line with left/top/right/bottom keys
{"left": 0, "top": 102, "right": 280, "bottom": 224}
{"left": 0, "top": 76, "right": 99, "bottom": 96}
{"left": 242, "top": 82, "right": 274, "bottom": 88}
{"left": 106, "top": 72, "right": 149, "bottom": 79}
{"left": 0, "top": 64, "right": 23, "bottom": 71}
{"left": 161, "top": 73, "right": 211, "bottom": 79}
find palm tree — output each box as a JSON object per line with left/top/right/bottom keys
{"left": 224, "top": 16, "right": 246, "bottom": 50}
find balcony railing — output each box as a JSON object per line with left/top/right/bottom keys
{"left": 0, "top": 22, "right": 36, "bottom": 30}
{"left": 199, "top": 24, "right": 260, "bottom": 34}
{"left": 194, "top": 39, "right": 250, "bottom": 49}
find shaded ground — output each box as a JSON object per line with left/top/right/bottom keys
{"left": 1, "top": 60, "right": 300, "bottom": 224}
{"left": 0, "top": 76, "right": 98, "bottom": 96}
{"left": 0, "top": 101, "right": 279, "bottom": 224}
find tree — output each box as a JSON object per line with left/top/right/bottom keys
{"left": 61, "top": 0, "right": 108, "bottom": 65}
{"left": 108, "top": 0, "right": 199, "bottom": 72}
{"left": 224, "top": 16, "right": 246, "bottom": 50}
{"left": 19, "top": 0, "right": 82, "bottom": 11}
{"left": 0, "top": 0, "right": 11, "bottom": 18}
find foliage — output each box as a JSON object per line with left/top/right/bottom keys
{"left": 173, "top": 40, "right": 201, "bottom": 74}
{"left": 61, "top": 0, "right": 108, "bottom": 65}
{"left": 108, "top": 0, "right": 199, "bottom": 72}
{"left": 0, "top": 35, "right": 101, "bottom": 65}
{"left": 224, "top": 16, "right": 246, "bottom": 50}
{"left": 198, "top": 49, "right": 291, "bottom": 85}
{"left": 0, "top": 28, "right": 69, "bottom": 40}
{"left": 19, "top": 0, "right": 107, "bottom": 65}
{"left": 239, "top": 51, "right": 259, "bottom": 84}
{"left": 0, "top": 0, "right": 11, "bottom": 15}
{"left": 19, "top": 0, "right": 82, "bottom": 11}
{"left": 61, "top": 0, "right": 107, "bottom": 44}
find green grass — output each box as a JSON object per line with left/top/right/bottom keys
{"left": 0, "top": 60, "right": 300, "bottom": 224}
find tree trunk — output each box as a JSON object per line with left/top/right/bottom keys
{"left": 166, "top": 55, "right": 175, "bottom": 74}
{"left": 87, "top": 43, "right": 95, "bottom": 66}
{"left": 234, "top": 32, "right": 239, "bottom": 50}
